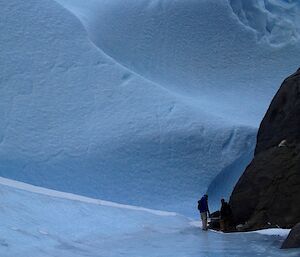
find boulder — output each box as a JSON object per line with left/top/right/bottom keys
{"left": 229, "top": 68, "right": 300, "bottom": 230}
{"left": 281, "top": 223, "right": 300, "bottom": 249}
{"left": 256, "top": 68, "right": 300, "bottom": 154}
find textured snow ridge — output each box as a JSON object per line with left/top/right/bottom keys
{"left": 229, "top": 0, "right": 300, "bottom": 46}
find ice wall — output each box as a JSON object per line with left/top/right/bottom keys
{"left": 0, "top": 0, "right": 299, "bottom": 216}
{"left": 56, "top": 0, "right": 300, "bottom": 125}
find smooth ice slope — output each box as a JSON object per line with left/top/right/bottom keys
{"left": 0, "top": 0, "right": 300, "bottom": 217}
{"left": 1, "top": 178, "right": 299, "bottom": 257}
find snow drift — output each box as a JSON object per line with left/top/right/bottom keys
{"left": 0, "top": 0, "right": 299, "bottom": 216}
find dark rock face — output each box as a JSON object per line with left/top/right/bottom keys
{"left": 281, "top": 223, "right": 300, "bottom": 249}
{"left": 256, "top": 68, "right": 300, "bottom": 154}
{"left": 229, "top": 68, "right": 300, "bottom": 230}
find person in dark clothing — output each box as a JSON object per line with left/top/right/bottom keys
{"left": 198, "top": 194, "right": 210, "bottom": 230}
{"left": 220, "top": 198, "right": 232, "bottom": 232}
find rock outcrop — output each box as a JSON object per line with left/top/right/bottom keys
{"left": 281, "top": 223, "right": 300, "bottom": 249}
{"left": 229, "top": 68, "right": 300, "bottom": 230}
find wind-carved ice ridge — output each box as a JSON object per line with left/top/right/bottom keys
{"left": 229, "top": 0, "right": 300, "bottom": 46}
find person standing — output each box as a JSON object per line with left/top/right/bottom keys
{"left": 198, "top": 194, "right": 210, "bottom": 230}
{"left": 220, "top": 198, "right": 232, "bottom": 232}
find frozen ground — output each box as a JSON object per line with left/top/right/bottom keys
{"left": 0, "top": 178, "right": 299, "bottom": 257}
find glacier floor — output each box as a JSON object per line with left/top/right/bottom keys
{"left": 0, "top": 179, "right": 299, "bottom": 257}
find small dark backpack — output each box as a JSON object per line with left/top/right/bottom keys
{"left": 197, "top": 200, "right": 202, "bottom": 211}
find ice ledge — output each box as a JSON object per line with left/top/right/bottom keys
{"left": 0, "top": 176, "right": 177, "bottom": 217}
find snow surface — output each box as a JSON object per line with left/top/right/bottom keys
{"left": 0, "top": 0, "right": 300, "bottom": 246}
{"left": 1, "top": 179, "right": 299, "bottom": 257}
{"left": 254, "top": 228, "right": 291, "bottom": 237}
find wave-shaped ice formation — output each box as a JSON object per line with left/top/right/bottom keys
{"left": 55, "top": 0, "right": 300, "bottom": 124}
{"left": 0, "top": 0, "right": 299, "bottom": 217}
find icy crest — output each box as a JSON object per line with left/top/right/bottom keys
{"left": 229, "top": 0, "right": 300, "bottom": 45}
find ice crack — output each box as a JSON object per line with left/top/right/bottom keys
{"left": 229, "top": 0, "right": 300, "bottom": 46}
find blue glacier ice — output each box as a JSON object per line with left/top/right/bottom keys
{"left": 0, "top": 177, "right": 298, "bottom": 257}
{"left": 0, "top": 0, "right": 300, "bottom": 255}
